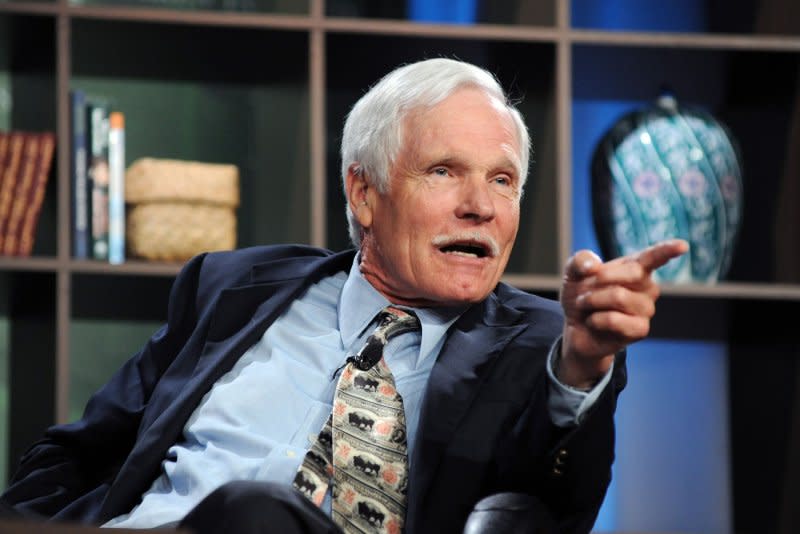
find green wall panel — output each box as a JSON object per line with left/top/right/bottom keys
{"left": 69, "top": 319, "right": 161, "bottom": 423}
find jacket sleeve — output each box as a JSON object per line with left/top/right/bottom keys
{"left": 0, "top": 252, "right": 209, "bottom": 519}
{"left": 492, "top": 290, "right": 628, "bottom": 534}
{"left": 536, "top": 351, "right": 627, "bottom": 534}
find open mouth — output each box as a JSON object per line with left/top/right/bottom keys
{"left": 439, "top": 243, "right": 489, "bottom": 258}
{"left": 433, "top": 234, "right": 499, "bottom": 260}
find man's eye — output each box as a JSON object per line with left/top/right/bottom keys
{"left": 494, "top": 176, "right": 511, "bottom": 186}
{"left": 432, "top": 167, "right": 448, "bottom": 176}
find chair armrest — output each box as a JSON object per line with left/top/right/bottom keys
{"left": 463, "top": 492, "right": 558, "bottom": 534}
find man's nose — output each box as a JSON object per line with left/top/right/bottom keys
{"left": 455, "top": 176, "right": 496, "bottom": 222}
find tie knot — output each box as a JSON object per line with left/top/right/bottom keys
{"left": 349, "top": 306, "right": 420, "bottom": 371}
{"left": 376, "top": 306, "right": 421, "bottom": 340}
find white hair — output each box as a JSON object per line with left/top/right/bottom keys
{"left": 341, "top": 57, "right": 531, "bottom": 247}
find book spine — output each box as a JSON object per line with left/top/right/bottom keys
{"left": 87, "top": 100, "right": 110, "bottom": 261}
{"left": 18, "top": 132, "right": 56, "bottom": 256}
{"left": 71, "top": 89, "right": 89, "bottom": 258}
{"left": 0, "top": 132, "right": 10, "bottom": 178}
{"left": 0, "top": 133, "right": 9, "bottom": 228}
{"left": 0, "top": 132, "right": 26, "bottom": 252}
{"left": 108, "top": 112, "right": 125, "bottom": 264}
{"left": 3, "top": 134, "right": 40, "bottom": 255}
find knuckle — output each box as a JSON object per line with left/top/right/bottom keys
{"left": 611, "top": 287, "right": 627, "bottom": 306}
{"left": 603, "top": 312, "right": 621, "bottom": 331}
{"left": 638, "top": 320, "right": 651, "bottom": 338}
{"left": 586, "top": 313, "right": 601, "bottom": 330}
{"left": 651, "top": 284, "right": 661, "bottom": 300}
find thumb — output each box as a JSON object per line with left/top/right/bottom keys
{"left": 564, "top": 249, "right": 602, "bottom": 282}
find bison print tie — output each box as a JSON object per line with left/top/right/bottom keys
{"left": 294, "top": 306, "right": 420, "bottom": 534}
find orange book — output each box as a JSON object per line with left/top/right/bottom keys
{"left": 4, "top": 134, "right": 40, "bottom": 255}
{"left": 0, "top": 132, "right": 26, "bottom": 252}
{"left": 18, "top": 133, "right": 56, "bottom": 256}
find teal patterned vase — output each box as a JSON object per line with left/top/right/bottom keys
{"left": 591, "top": 95, "right": 743, "bottom": 283}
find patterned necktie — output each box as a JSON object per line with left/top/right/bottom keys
{"left": 294, "top": 306, "right": 420, "bottom": 534}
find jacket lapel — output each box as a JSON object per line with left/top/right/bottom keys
{"left": 406, "top": 292, "right": 528, "bottom": 532}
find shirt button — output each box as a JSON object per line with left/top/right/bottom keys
{"left": 286, "top": 450, "right": 296, "bottom": 458}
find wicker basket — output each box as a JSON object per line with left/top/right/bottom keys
{"left": 125, "top": 158, "right": 239, "bottom": 262}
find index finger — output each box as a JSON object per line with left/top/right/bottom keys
{"left": 634, "top": 239, "right": 689, "bottom": 273}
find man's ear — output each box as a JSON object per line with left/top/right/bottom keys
{"left": 345, "top": 164, "right": 374, "bottom": 230}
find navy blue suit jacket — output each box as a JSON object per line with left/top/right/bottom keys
{"left": 1, "top": 245, "right": 626, "bottom": 533}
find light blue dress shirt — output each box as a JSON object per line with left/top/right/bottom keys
{"left": 105, "top": 257, "right": 610, "bottom": 528}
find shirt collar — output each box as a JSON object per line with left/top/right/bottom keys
{"left": 338, "top": 254, "right": 465, "bottom": 364}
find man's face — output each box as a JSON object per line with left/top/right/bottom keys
{"left": 350, "top": 87, "right": 522, "bottom": 307}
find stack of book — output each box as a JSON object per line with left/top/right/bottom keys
{"left": 0, "top": 130, "right": 56, "bottom": 257}
{"left": 70, "top": 89, "right": 126, "bottom": 264}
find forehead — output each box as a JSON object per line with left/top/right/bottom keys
{"left": 402, "top": 88, "right": 521, "bottom": 163}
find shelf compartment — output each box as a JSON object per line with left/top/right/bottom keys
{"left": 571, "top": 44, "right": 800, "bottom": 286}
{"left": 571, "top": 0, "right": 800, "bottom": 37}
{"left": 646, "top": 295, "right": 800, "bottom": 534}
{"left": 0, "top": 14, "right": 56, "bottom": 136}
{"left": 70, "top": 19, "right": 311, "bottom": 254}
{"left": 1, "top": 270, "right": 56, "bottom": 485}
{"left": 324, "top": 33, "right": 559, "bottom": 276}
{"left": 325, "top": 0, "right": 556, "bottom": 27}
{"left": 0, "top": 13, "right": 58, "bottom": 258}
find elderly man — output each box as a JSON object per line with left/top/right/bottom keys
{"left": 1, "top": 58, "right": 686, "bottom": 533}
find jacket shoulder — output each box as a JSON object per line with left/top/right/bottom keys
{"left": 186, "top": 245, "right": 336, "bottom": 312}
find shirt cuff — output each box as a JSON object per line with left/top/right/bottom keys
{"left": 546, "top": 337, "right": 614, "bottom": 427}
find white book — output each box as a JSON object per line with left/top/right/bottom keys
{"left": 108, "top": 111, "right": 125, "bottom": 265}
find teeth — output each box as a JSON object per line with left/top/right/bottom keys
{"left": 433, "top": 234, "right": 498, "bottom": 258}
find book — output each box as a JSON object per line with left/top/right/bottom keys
{"left": 107, "top": 111, "right": 125, "bottom": 264}
{"left": 0, "top": 132, "right": 26, "bottom": 253}
{"left": 18, "top": 132, "right": 56, "bottom": 256}
{"left": 0, "top": 132, "right": 10, "bottom": 227}
{"left": 3, "top": 134, "right": 40, "bottom": 255}
{"left": 71, "top": 89, "right": 90, "bottom": 259}
{"left": 87, "top": 99, "right": 110, "bottom": 261}
{"left": 0, "top": 132, "right": 9, "bottom": 251}
{"left": 0, "top": 133, "right": 10, "bottom": 177}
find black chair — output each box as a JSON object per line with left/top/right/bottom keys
{"left": 463, "top": 493, "right": 558, "bottom": 534}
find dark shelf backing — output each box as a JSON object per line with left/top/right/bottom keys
{"left": 325, "top": 0, "right": 556, "bottom": 27}
{"left": 571, "top": 0, "right": 800, "bottom": 36}
{"left": 68, "top": 0, "right": 309, "bottom": 15}
{"left": 6, "top": 271, "right": 56, "bottom": 480}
